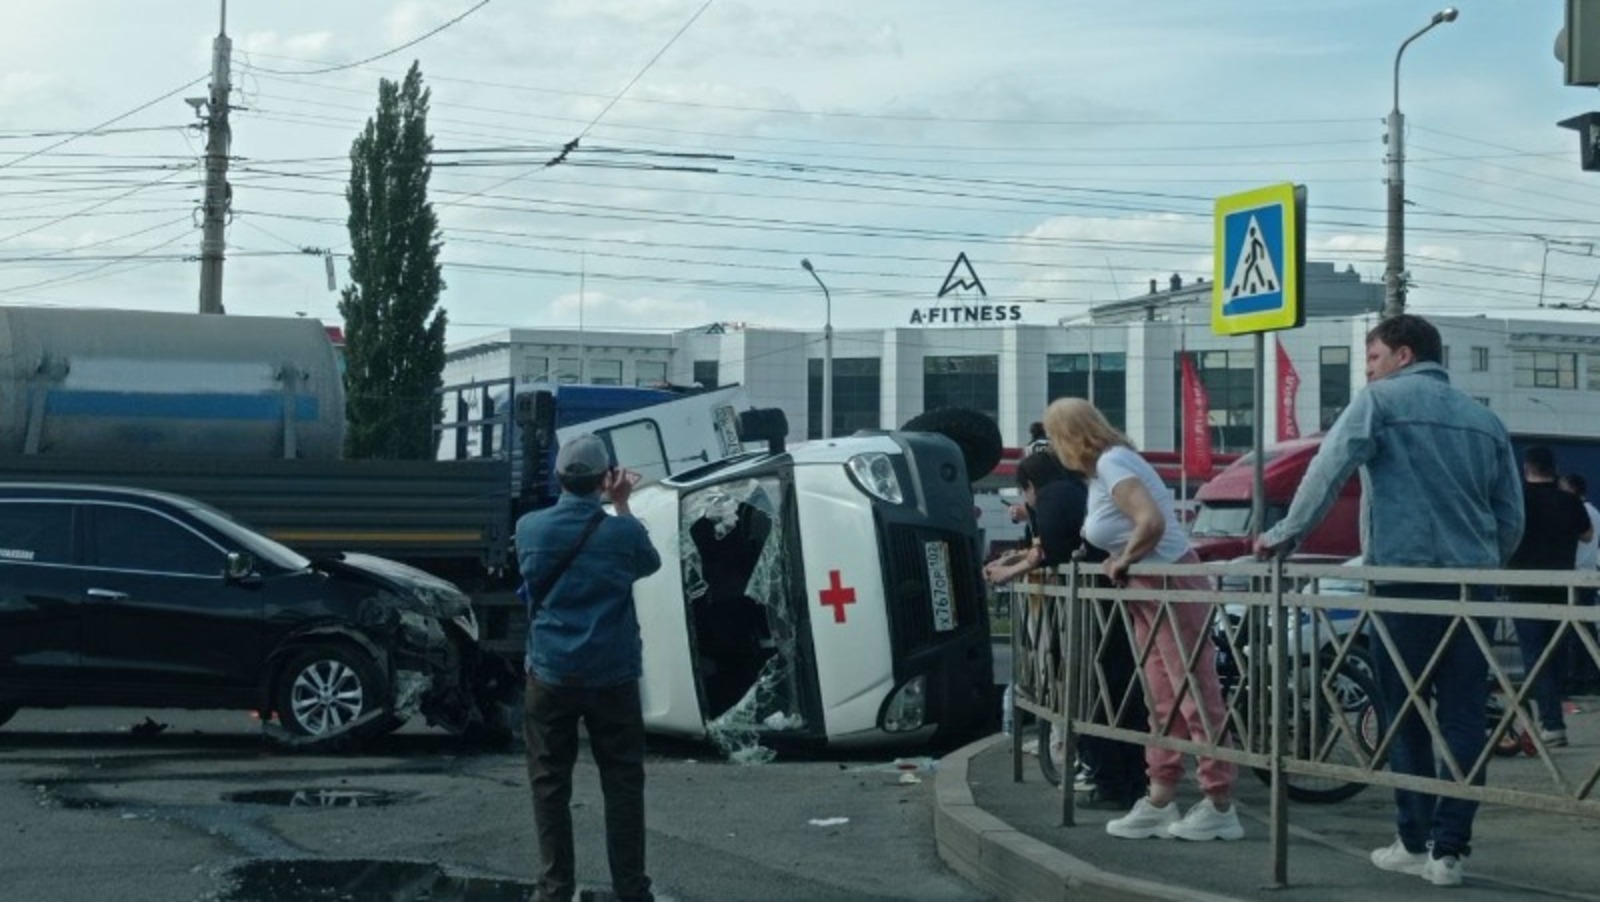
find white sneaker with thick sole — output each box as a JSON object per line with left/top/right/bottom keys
{"left": 1105, "top": 797, "right": 1180, "bottom": 839}
{"left": 1541, "top": 728, "right": 1569, "bottom": 748}
{"left": 1422, "top": 854, "right": 1464, "bottom": 887}
{"left": 1370, "top": 838, "right": 1428, "bottom": 875}
{"left": 1166, "top": 798, "right": 1245, "bottom": 841}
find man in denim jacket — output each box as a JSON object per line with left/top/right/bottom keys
{"left": 1257, "top": 314, "right": 1523, "bottom": 888}
{"left": 517, "top": 433, "right": 662, "bottom": 902}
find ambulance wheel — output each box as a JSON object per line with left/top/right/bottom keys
{"left": 901, "top": 407, "right": 1003, "bottom": 482}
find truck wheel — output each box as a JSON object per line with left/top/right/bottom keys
{"left": 274, "top": 643, "right": 388, "bottom": 742}
{"left": 900, "top": 407, "right": 1004, "bottom": 482}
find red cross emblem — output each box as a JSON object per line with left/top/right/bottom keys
{"left": 819, "top": 570, "right": 856, "bottom": 623}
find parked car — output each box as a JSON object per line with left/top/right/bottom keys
{"left": 0, "top": 483, "right": 516, "bottom": 747}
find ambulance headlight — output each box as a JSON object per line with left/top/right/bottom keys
{"left": 847, "top": 452, "right": 903, "bottom": 504}
{"left": 882, "top": 674, "right": 927, "bottom": 732}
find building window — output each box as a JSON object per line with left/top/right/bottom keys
{"left": 520, "top": 355, "right": 549, "bottom": 382}
{"left": 590, "top": 360, "right": 622, "bottom": 386}
{"left": 808, "top": 358, "right": 882, "bottom": 439}
{"left": 1440, "top": 345, "right": 1451, "bottom": 369}
{"left": 924, "top": 355, "right": 999, "bottom": 422}
{"left": 1587, "top": 353, "right": 1600, "bottom": 391}
{"left": 555, "top": 357, "right": 581, "bottom": 384}
{"left": 1513, "top": 350, "right": 1576, "bottom": 390}
{"left": 693, "top": 360, "right": 719, "bottom": 389}
{"left": 1474, "top": 397, "right": 1491, "bottom": 407}
{"left": 1045, "top": 353, "right": 1127, "bottom": 429}
{"left": 1171, "top": 348, "right": 1255, "bottom": 453}
{"left": 636, "top": 360, "right": 668, "bottom": 387}
{"left": 1319, "top": 346, "right": 1351, "bottom": 430}
{"left": 1472, "top": 347, "right": 1490, "bottom": 372}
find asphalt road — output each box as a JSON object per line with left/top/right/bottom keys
{"left": 0, "top": 707, "right": 994, "bottom": 902}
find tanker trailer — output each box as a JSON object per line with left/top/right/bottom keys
{"left": 0, "top": 306, "right": 344, "bottom": 459}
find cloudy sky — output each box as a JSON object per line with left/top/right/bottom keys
{"left": 0, "top": 1, "right": 1592, "bottom": 346}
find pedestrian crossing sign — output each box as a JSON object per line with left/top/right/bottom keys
{"left": 1212, "top": 183, "right": 1305, "bottom": 335}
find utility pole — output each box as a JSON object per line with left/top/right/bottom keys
{"left": 196, "top": 0, "right": 232, "bottom": 314}
{"left": 1382, "top": 9, "right": 1458, "bottom": 319}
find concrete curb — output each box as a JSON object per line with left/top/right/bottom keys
{"left": 934, "top": 734, "right": 1241, "bottom": 902}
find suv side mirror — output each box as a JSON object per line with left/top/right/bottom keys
{"left": 224, "top": 552, "right": 256, "bottom": 581}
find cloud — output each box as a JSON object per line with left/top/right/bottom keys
{"left": 546, "top": 289, "right": 713, "bottom": 330}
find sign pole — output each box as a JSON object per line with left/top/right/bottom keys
{"left": 1252, "top": 331, "right": 1266, "bottom": 542}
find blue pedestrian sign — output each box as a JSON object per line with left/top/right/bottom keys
{"left": 1212, "top": 183, "right": 1305, "bottom": 335}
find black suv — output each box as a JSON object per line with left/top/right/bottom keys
{"left": 0, "top": 483, "right": 513, "bottom": 746}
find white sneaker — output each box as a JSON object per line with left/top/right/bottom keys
{"left": 1541, "top": 728, "right": 1569, "bottom": 748}
{"left": 1422, "top": 853, "right": 1464, "bottom": 887}
{"left": 1166, "top": 798, "right": 1245, "bottom": 841}
{"left": 1105, "top": 797, "right": 1180, "bottom": 839}
{"left": 1073, "top": 762, "right": 1096, "bottom": 793}
{"left": 1370, "top": 838, "right": 1428, "bottom": 875}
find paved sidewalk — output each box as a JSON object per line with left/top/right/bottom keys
{"left": 936, "top": 697, "right": 1600, "bottom": 901}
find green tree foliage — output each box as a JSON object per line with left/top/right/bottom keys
{"left": 339, "top": 61, "right": 447, "bottom": 460}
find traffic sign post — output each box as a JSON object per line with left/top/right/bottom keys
{"left": 1212, "top": 182, "right": 1306, "bottom": 336}
{"left": 1210, "top": 183, "right": 1307, "bottom": 609}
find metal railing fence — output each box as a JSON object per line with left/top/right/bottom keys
{"left": 1006, "top": 557, "right": 1600, "bottom": 886}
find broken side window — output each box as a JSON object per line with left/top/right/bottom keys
{"left": 680, "top": 477, "right": 802, "bottom": 763}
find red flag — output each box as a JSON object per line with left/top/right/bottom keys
{"left": 1181, "top": 353, "right": 1213, "bottom": 478}
{"left": 1276, "top": 337, "right": 1301, "bottom": 442}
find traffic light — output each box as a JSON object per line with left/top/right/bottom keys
{"left": 1558, "top": 0, "right": 1600, "bottom": 85}
{"left": 1558, "top": 113, "right": 1600, "bottom": 171}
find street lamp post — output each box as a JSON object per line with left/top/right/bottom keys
{"left": 1383, "top": 7, "right": 1459, "bottom": 319}
{"left": 1528, "top": 396, "right": 1559, "bottom": 433}
{"left": 800, "top": 258, "right": 834, "bottom": 439}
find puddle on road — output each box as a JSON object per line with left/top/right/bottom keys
{"left": 222, "top": 860, "right": 535, "bottom": 901}
{"left": 221, "top": 788, "right": 406, "bottom": 808}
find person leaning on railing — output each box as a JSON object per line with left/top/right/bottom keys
{"left": 1255, "top": 314, "right": 1524, "bottom": 889}
{"left": 982, "top": 448, "right": 1148, "bottom": 810}
{"left": 1043, "top": 396, "right": 1243, "bottom": 843}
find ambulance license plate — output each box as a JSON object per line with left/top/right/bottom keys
{"left": 924, "top": 540, "right": 957, "bottom": 632}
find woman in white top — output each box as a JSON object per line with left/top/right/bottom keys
{"left": 1042, "top": 397, "right": 1241, "bottom": 842}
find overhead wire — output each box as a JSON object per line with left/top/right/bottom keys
{"left": 236, "top": 1, "right": 493, "bottom": 76}
{"left": 0, "top": 74, "right": 207, "bottom": 172}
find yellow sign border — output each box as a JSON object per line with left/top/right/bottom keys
{"left": 1212, "top": 182, "right": 1300, "bottom": 335}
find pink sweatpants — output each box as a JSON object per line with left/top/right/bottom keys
{"left": 1125, "top": 559, "right": 1237, "bottom": 798}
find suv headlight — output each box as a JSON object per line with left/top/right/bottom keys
{"left": 882, "top": 674, "right": 927, "bottom": 732}
{"left": 847, "top": 452, "right": 903, "bottom": 504}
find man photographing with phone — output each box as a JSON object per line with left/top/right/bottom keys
{"left": 516, "top": 433, "right": 662, "bottom": 902}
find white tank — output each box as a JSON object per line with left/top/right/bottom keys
{"left": 0, "top": 307, "right": 346, "bottom": 459}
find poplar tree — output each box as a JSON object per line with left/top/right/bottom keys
{"left": 339, "top": 61, "right": 447, "bottom": 460}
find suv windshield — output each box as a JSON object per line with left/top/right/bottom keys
{"left": 1190, "top": 503, "right": 1252, "bottom": 537}
{"left": 1189, "top": 502, "right": 1288, "bottom": 538}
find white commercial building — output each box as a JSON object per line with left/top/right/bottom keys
{"left": 443, "top": 262, "right": 1600, "bottom": 458}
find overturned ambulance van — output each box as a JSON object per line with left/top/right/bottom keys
{"left": 579, "top": 409, "right": 998, "bottom": 752}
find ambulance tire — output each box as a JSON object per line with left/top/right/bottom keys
{"left": 900, "top": 407, "right": 1003, "bottom": 482}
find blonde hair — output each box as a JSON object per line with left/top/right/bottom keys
{"left": 1042, "top": 397, "right": 1132, "bottom": 475}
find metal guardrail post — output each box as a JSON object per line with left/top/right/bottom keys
{"left": 1268, "top": 553, "right": 1289, "bottom": 886}
{"left": 1060, "top": 560, "right": 1080, "bottom": 827}
{"left": 1012, "top": 582, "right": 1024, "bottom": 783}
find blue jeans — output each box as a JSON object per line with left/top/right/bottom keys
{"left": 1512, "top": 598, "right": 1568, "bottom": 733}
{"left": 1371, "top": 583, "right": 1489, "bottom": 858}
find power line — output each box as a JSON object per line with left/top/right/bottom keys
{"left": 0, "top": 74, "right": 207, "bottom": 172}
{"left": 237, "top": 1, "right": 493, "bottom": 76}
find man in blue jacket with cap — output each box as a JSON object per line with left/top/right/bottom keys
{"left": 517, "top": 433, "right": 662, "bottom": 902}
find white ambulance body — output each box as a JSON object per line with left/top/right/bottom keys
{"left": 593, "top": 423, "right": 995, "bottom": 750}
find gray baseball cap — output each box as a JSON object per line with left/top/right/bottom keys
{"left": 555, "top": 433, "right": 612, "bottom": 478}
